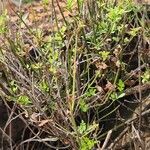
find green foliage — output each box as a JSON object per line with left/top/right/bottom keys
{"left": 31, "top": 62, "right": 43, "bottom": 70}
{"left": 17, "top": 95, "right": 32, "bottom": 105}
{"left": 79, "top": 99, "right": 88, "bottom": 112}
{"left": 128, "top": 27, "right": 142, "bottom": 37}
{"left": 48, "top": 49, "right": 60, "bottom": 74}
{"left": 107, "top": 6, "right": 126, "bottom": 23}
{"left": 77, "top": 120, "right": 98, "bottom": 150}
{"left": 141, "top": 70, "right": 150, "bottom": 83}
{"left": 10, "top": 81, "right": 18, "bottom": 93}
{"left": 0, "top": 10, "right": 8, "bottom": 34}
{"left": 42, "top": 0, "right": 49, "bottom": 5}
{"left": 110, "top": 92, "right": 125, "bottom": 101}
{"left": 78, "top": 120, "right": 87, "bottom": 134}
{"left": 79, "top": 87, "right": 97, "bottom": 112}
{"left": 117, "top": 79, "right": 125, "bottom": 92}
{"left": 85, "top": 87, "right": 96, "bottom": 97}
{"left": 80, "top": 137, "right": 97, "bottom": 150}
{"left": 77, "top": 120, "right": 99, "bottom": 137}
{"left": 99, "top": 51, "right": 110, "bottom": 61}
{"left": 78, "top": 0, "right": 84, "bottom": 7}
{"left": 34, "top": 29, "right": 44, "bottom": 43}
{"left": 66, "top": 0, "right": 74, "bottom": 10}
{"left": 110, "top": 79, "right": 125, "bottom": 101}
{"left": 39, "top": 80, "right": 49, "bottom": 92}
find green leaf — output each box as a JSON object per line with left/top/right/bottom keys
{"left": 110, "top": 92, "right": 125, "bottom": 101}
{"left": 0, "top": 10, "right": 8, "bottom": 34}
{"left": 86, "top": 88, "right": 96, "bottom": 97}
{"left": 66, "top": 0, "right": 74, "bottom": 10}
{"left": 99, "top": 51, "right": 110, "bottom": 61}
{"left": 42, "top": 0, "right": 49, "bottom": 5}
{"left": 110, "top": 92, "right": 118, "bottom": 101}
{"left": 107, "top": 7, "right": 125, "bottom": 23}
{"left": 118, "top": 92, "right": 125, "bottom": 99}
{"left": 39, "top": 80, "right": 49, "bottom": 92}
{"left": 78, "top": 120, "right": 87, "bottom": 134}
{"left": 80, "top": 137, "right": 97, "bottom": 150}
{"left": 79, "top": 99, "right": 88, "bottom": 112}
{"left": 78, "top": 0, "right": 84, "bottom": 7}
{"left": 128, "top": 27, "right": 141, "bottom": 37}
{"left": 10, "top": 81, "right": 18, "bottom": 93}
{"left": 17, "top": 95, "right": 32, "bottom": 105}
{"left": 117, "top": 79, "right": 125, "bottom": 92}
{"left": 141, "top": 70, "right": 150, "bottom": 83}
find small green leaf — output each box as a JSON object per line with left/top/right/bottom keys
{"left": 0, "top": 10, "right": 8, "bottom": 34}
{"left": 80, "top": 137, "right": 97, "bottom": 150}
{"left": 110, "top": 92, "right": 118, "bottom": 101}
{"left": 141, "top": 70, "right": 150, "bottom": 83}
{"left": 18, "top": 95, "right": 32, "bottom": 105}
{"left": 10, "top": 81, "right": 18, "bottom": 93}
{"left": 86, "top": 88, "right": 96, "bottom": 97}
{"left": 99, "top": 51, "right": 110, "bottom": 61}
{"left": 78, "top": 0, "right": 84, "bottom": 7}
{"left": 110, "top": 92, "right": 125, "bottom": 101}
{"left": 128, "top": 27, "right": 141, "bottom": 37}
{"left": 78, "top": 120, "right": 87, "bottom": 134}
{"left": 39, "top": 80, "right": 49, "bottom": 92}
{"left": 117, "top": 79, "right": 125, "bottom": 92}
{"left": 79, "top": 99, "right": 88, "bottom": 112}
{"left": 42, "top": 0, "right": 49, "bottom": 5}
{"left": 66, "top": 0, "right": 74, "bottom": 10}
{"left": 31, "top": 63, "right": 42, "bottom": 70}
{"left": 118, "top": 92, "right": 125, "bottom": 99}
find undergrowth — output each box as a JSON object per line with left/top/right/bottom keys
{"left": 0, "top": 0, "right": 149, "bottom": 149}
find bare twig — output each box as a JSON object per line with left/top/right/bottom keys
{"left": 101, "top": 130, "right": 112, "bottom": 150}
{"left": 108, "top": 127, "right": 129, "bottom": 149}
